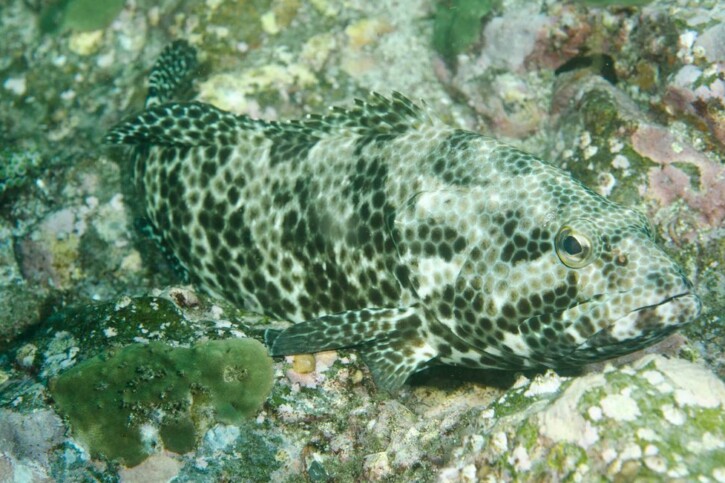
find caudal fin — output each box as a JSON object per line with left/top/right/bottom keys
{"left": 145, "top": 40, "right": 198, "bottom": 108}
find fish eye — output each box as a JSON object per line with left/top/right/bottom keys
{"left": 555, "top": 226, "right": 593, "bottom": 268}
{"left": 562, "top": 235, "right": 582, "bottom": 255}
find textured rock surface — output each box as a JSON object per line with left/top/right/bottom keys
{"left": 439, "top": 356, "right": 725, "bottom": 481}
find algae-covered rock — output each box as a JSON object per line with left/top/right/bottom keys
{"left": 176, "top": 421, "right": 283, "bottom": 481}
{"left": 49, "top": 338, "right": 273, "bottom": 466}
{"left": 17, "top": 290, "right": 270, "bottom": 377}
{"left": 0, "top": 148, "right": 43, "bottom": 201}
{"left": 550, "top": 74, "right": 647, "bottom": 206}
{"left": 439, "top": 355, "right": 725, "bottom": 481}
{"left": 0, "top": 285, "right": 47, "bottom": 351}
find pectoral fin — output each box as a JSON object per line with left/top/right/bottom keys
{"left": 267, "top": 305, "right": 436, "bottom": 391}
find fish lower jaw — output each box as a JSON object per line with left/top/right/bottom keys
{"left": 551, "top": 292, "right": 699, "bottom": 368}
{"left": 609, "top": 291, "right": 701, "bottom": 341}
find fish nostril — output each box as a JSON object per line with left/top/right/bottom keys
{"left": 682, "top": 275, "right": 694, "bottom": 291}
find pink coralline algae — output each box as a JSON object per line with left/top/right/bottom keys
{"left": 632, "top": 124, "right": 725, "bottom": 228}
{"left": 664, "top": 21, "right": 725, "bottom": 150}
{"left": 665, "top": 63, "right": 725, "bottom": 150}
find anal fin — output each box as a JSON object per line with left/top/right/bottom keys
{"left": 268, "top": 305, "right": 436, "bottom": 391}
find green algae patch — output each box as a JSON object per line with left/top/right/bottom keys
{"left": 575, "top": 0, "right": 653, "bottom": 5}
{"left": 61, "top": 0, "right": 125, "bottom": 31}
{"left": 40, "top": 0, "right": 125, "bottom": 33}
{"left": 432, "top": 0, "right": 496, "bottom": 62}
{"left": 49, "top": 338, "right": 273, "bottom": 466}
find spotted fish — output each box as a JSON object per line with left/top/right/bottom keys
{"left": 106, "top": 41, "right": 701, "bottom": 390}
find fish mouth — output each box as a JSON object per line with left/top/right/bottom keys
{"left": 552, "top": 290, "right": 700, "bottom": 366}
{"left": 571, "top": 288, "right": 700, "bottom": 330}
{"left": 608, "top": 290, "right": 701, "bottom": 338}
{"left": 631, "top": 291, "right": 700, "bottom": 315}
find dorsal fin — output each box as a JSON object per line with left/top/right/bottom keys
{"left": 105, "top": 92, "right": 430, "bottom": 149}
{"left": 312, "top": 91, "right": 432, "bottom": 135}
{"left": 106, "top": 40, "right": 431, "bottom": 149}
{"left": 104, "top": 101, "right": 260, "bottom": 147}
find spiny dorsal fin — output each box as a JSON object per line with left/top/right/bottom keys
{"left": 315, "top": 91, "right": 432, "bottom": 135}
{"left": 146, "top": 40, "right": 198, "bottom": 108}
{"left": 104, "top": 101, "right": 261, "bottom": 147}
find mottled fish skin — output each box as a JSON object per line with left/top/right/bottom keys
{"left": 106, "top": 41, "right": 701, "bottom": 391}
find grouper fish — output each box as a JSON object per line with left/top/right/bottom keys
{"left": 106, "top": 41, "right": 701, "bottom": 390}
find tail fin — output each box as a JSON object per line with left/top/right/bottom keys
{"left": 145, "top": 40, "right": 198, "bottom": 108}
{"left": 104, "top": 40, "right": 262, "bottom": 148}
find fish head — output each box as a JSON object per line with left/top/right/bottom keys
{"left": 538, "top": 203, "right": 701, "bottom": 366}
{"left": 424, "top": 143, "right": 701, "bottom": 370}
